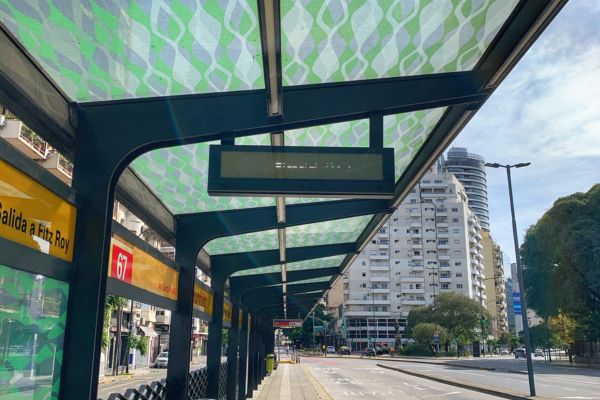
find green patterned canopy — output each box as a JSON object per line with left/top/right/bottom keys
{"left": 232, "top": 255, "right": 346, "bottom": 277}
{"left": 205, "top": 215, "right": 371, "bottom": 255}
{"left": 1, "top": 0, "right": 517, "bottom": 102}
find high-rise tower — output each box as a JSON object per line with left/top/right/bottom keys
{"left": 443, "top": 147, "right": 490, "bottom": 230}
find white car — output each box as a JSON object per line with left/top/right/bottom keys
{"left": 500, "top": 348, "right": 510, "bottom": 355}
{"left": 153, "top": 351, "right": 169, "bottom": 368}
{"left": 326, "top": 346, "right": 336, "bottom": 354}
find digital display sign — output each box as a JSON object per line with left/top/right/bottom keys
{"left": 208, "top": 145, "right": 395, "bottom": 199}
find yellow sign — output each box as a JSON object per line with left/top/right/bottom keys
{"left": 193, "top": 283, "right": 213, "bottom": 316}
{"left": 224, "top": 300, "right": 233, "bottom": 327}
{"left": 0, "top": 159, "right": 76, "bottom": 261}
{"left": 108, "top": 236, "right": 178, "bottom": 300}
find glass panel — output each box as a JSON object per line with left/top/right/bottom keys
{"left": 131, "top": 142, "right": 275, "bottom": 214}
{"left": 231, "top": 255, "right": 346, "bottom": 277}
{"left": 0, "top": 1, "right": 264, "bottom": 102}
{"left": 287, "top": 276, "right": 331, "bottom": 285}
{"left": 204, "top": 214, "right": 371, "bottom": 255}
{"left": 287, "top": 215, "right": 372, "bottom": 248}
{"left": 384, "top": 107, "right": 447, "bottom": 179}
{"left": 0, "top": 265, "right": 69, "bottom": 399}
{"left": 281, "top": 0, "right": 518, "bottom": 85}
{"left": 204, "top": 229, "right": 278, "bottom": 256}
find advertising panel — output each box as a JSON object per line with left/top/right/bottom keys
{"left": 273, "top": 319, "right": 303, "bottom": 328}
{"left": 193, "top": 283, "right": 213, "bottom": 316}
{"left": 223, "top": 300, "right": 233, "bottom": 328}
{"left": 0, "top": 159, "right": 76, "bottom": 261}
{"left": 108, "top": 236, "right": 178, "bottom": 300}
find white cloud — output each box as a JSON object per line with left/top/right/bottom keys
{"left": 450, "top": 1, "right": 600, "bottom": 258}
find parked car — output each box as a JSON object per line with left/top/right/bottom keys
{"left": 153, "top": 351, "right": 169, "bottom": 368}
{"left": 535, "top": 348, "right": 544, "bottom": 357}
{"left": 340, "top": 346, "right": 351, "bottom": 355}
{"left": 362, "top": 348, "right": 376, "bottom": 357}
{"left": 514, "top": 348, "right": 526, "bottom": 359}
{"left": 326, "top": 346, "right": 336, "bottom": 354}
{"left": 500, "top": 348, "right": 510, "bottom": 355}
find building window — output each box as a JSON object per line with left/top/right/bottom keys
{"left": 452, "top": 207, "right": 458, "bottom": 212}
{"left": 362, "top": 261, "right": 366, "bottom": 266}
{"left": 454, "top": 239, "right": 461, "bottom": 244}
{"left": 456, "top": 273, "right": 463, "bottom": 277}
{"left": 453, "top": 229, "right": 460, "bottom": 233}
{"left": 362, "top": 272, "right": 366, "bottom": 277}
{"left": 455, "top": 262, "right": 462, "bottom": 266}
{"left": 441, "top": 283, "right": 449, "bottom": 290}
{"left": 456, "top": 284, "right": 463, "bottom": 289}
{"left": 452, "top": 218, "right": 459, "bottom": 223}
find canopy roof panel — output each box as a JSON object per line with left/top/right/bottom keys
{"left": 231, "top": 255, "right": 345, "bottom": 277}
{"left": 0, "top": 0, "right": 264, "bottom": 102}
{"left": 204, "top": 214, "right": 371, "bottom": 255}
{"left": 130, "top": 107, "right": 444, "bottom": 213}
{"left": 281, "top": 0, "right": 518, "bottom": 85}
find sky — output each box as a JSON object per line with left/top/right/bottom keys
{"left": 449, "top": 0, "right": 600, "bottom": 270}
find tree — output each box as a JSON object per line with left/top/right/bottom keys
{"left": 522, "top": 184, "right": 600, "bottom": 341}
{"left": 412, "top": 323, "right": 448, "bottom": 346}
{"left": 287, "top": 304, "right": 330, "bottom": 348}
{"left": 548, "top": 313, "right": 577, "bottom": 349}
{"left": 498, "top": 331, "right": 520, "bottom": 350}
{"left": 406, "top": 293, "right": 490, "bottom": 343}
{"left": 102, "top": 295, "right": 127, "bottom": 350}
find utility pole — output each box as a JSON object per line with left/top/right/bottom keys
{"left": 485, "top": 162, "right": 535, "bottom": 397}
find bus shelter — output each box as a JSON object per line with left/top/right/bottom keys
{"left": 0, "top": 1, "right": 564, "bottom": 399}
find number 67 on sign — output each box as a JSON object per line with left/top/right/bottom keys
{"left": 110, "top": 239, "right": 133, "bottom": 284}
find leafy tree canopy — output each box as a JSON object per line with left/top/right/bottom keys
{"left": 522, "top": 184, "right": 600, "bottom": 339}
{"left": 406, "top": 293, "right": 490, "bottom": 343}
{"left": 412, "top": 323, "right": 448, "bottom": 346}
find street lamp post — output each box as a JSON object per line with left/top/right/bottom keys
{"left": 485, "top": 162, "right": 535, "bottom": 397}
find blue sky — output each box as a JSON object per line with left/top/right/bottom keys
{"left": 449, "top": 1, "right": 600, "bottom": 268}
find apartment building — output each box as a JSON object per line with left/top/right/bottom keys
{"left": 341, "top": 171, "right": 486, "bottom": 350}
{"left": 481, "top": 231, "right": 509, "bottom": 336}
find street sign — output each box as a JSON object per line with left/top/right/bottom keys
{"left": 208, "top": 145, "right": 395, "bottom": 199}
{"left": 433, "top": 335, "right": 440, "bottom": 344}
{"left": 513, "top": 291, "right": 522, "bottom": 315}
{"left": 273, "top": 319, "right": 303, "bottom": 328}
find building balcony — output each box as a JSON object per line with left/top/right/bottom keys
{"left": 370, "top": 254, "right": 388, "bottom": 260}
{"left": 344, "top": 311, "right": 391, "bottom": 317}
{"left": 411, "top": 232, "right": 422, "bottom": 238}
{"left": 369, "top": 265, "right": 389, "bottom": 271}
{"left": 345, "top": 299, "right": 391, "bottom": 305}
{"left": 412, "top": 266, "right": 424, "bottom": 271}
{"left": 370, "top": 276, "right": 390, "bottom": 283}
{"left": 438, "top": 254, "right": 450, "bottom": 260}
{"left": 437, "top": 232, "right": 449, "bottom": 238}
{"left": 409, "top": 211, "right": 421, "bottom": 217}
{"left": 410, "top": 222, "right": 421, "bottom": 228}
{"left": 439, "top": 277, "right": 452, "bottom": 283}
{"left": 402, "top": 288, "right": 425, "bottom": 294}
{"left": 402, "top": 299, "right": 426, "bottom": 306}
{"left": 436, "top": 210, "right": 448, "bottom": 216}
{"left": 41, "top": 151, "right": 73, "bottom": 184}
{"left": 0, "top": 119, "right": 48, "bottom": 160}
{"left": 401, "top": 277, "right": 425, "bottom": 283}
{"left": 412, "top": 255, "right": 423, "bottom": 260}
{"left": 370, "top": 288, "right": 391, "bottom": 294}
{"left": 436, "top": 222, "right": 449, "bottom": 228}
{"left": 437, "top": 244, "right": 450, "bottom": 250}
{"left": 379, "top": 243, "right": 389, "bottom": 249}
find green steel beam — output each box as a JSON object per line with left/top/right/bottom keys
{"left": 231, "top": 266, "right": 339, "bottom": 294}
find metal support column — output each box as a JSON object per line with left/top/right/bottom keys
{"left": 60, "top": 132, "right": 116, "bottom": 400}
{"left": 207, "top": 276, "right": 226, "bottom": 399}
{"left": 165, "top": 234, "right": 198, "bottom": 400}
{"left": 238, "top": 311, "right": 250, "bottom": 400}
{"left": 227, "top": 298, "right": 241, "bottom": 400}
{"left": 246, "top": 317, "right": 257, "bottom": 398}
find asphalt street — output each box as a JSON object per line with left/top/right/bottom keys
{"left": 375, "top": 357, "right": 600, "bottom": 399}
{"left": 302, "top": 357, "right": 504, "bottom": 399}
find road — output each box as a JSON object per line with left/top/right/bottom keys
{"left": 302, "top": 357, "right": 503, "bottom": 399}
{"left": 378, "top": 357, "right": 600, "bottom": 399}
{"left": 303, "top": 356, "right": 600, "bottom": 399}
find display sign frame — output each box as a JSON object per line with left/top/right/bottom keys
{"left": 273, "top": 319, "right": 303, "bottom": 328}
{"left": 208, "top": 145, "right": 395, "bottom": 199}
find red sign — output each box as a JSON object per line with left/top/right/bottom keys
{"left": 273, "top": 319, "right": 303, "bottom": 328}
{"left": 111, "top": 242, "right": 133, "bottom": 283}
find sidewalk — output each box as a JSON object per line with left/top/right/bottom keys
{"left": 254, "top": 363, "right": 331, "bottom": 400}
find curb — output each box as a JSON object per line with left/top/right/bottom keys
{"left": 535, "top": 360, "right": 600, "bottom": 370}
{"left": 376, "top": 363, "right": 539, "bottom": 400}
